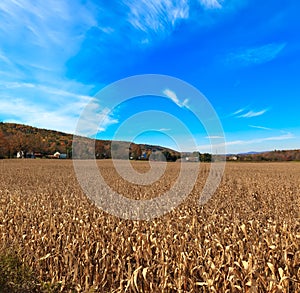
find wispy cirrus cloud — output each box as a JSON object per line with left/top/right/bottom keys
{"left": 0, "top": 0, "right": 97, "bottom": 70}
{"left": 75, "top": 103, "right": 118, "bottom": 136}
{"left": 249, "top": 125, "right": 273, "bottom": 131}
{"left": 232, "top": 108, "right": 245, "bottom": 115}
{"left": 125, "top": 0, "right": 228, "bottom": 43}
{"left": 159, "top": 128, "right": 171, "bottom": 131}
{"left": 199, "top": 0, "right": 223, "bottom": 9}
{"left": 243, "top": 133, "right": 292, "bottom": 149}
{"left": 205, "top": 135, "right": 224, "bottom": 139}
{"left": 0, "top": 80, "right": 118, "bottom": 134}
{"left": 226, "top": 42, "right": 287, "bottom": 67}
{"left": 0, "top": 1, "right": 99, "bottom": 112}
{"left": 238, "top": 109, "right": 268, "bottom": 118}
{"left": 0, "top": 49, "right": 11, "bottom": 64}
{"left": 126, "top": 0, "right": 189, "bottom": 38}
{"left": 198, "top": 132, "right": 295, "bottom": 153}
{"left": 1, "top": 98, "right": 81, "bottom": 134}
{"left": 231, "top": 107, "right": 268, "bottom": 118}
{"left": 0, "top": 96, "right": 118, "bottom": 135}
{"left": 163, "top": 89, "right": 189, "bottom": 108}
{"left": 231, "top": 132, "right": 294, "bottom": 145}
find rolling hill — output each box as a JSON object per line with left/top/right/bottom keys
{"left": 0, "top": 122, "right": 180, "bottom": 160}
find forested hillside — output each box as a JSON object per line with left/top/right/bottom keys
{"left": 0, "top": 123, "right": 180, "bottom": 160}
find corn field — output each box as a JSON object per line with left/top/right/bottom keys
{"left": 0, "top": 159, "right": 299, "bottom": 292}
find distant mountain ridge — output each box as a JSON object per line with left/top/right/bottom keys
{"left": 0, "top": 122, "right": 180, "bottom": 160}
{"left": 238, "top": 151, "right": 265, "bottom": 155}
{"left": 227, "top": 149, "right": 300, "bottom": 161}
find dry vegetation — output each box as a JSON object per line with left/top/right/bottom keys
{"left": 0, "top": 159, "right": 299, "bottom": 292}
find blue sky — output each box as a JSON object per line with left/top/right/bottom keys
{"left": 0, "top": 0, "right": 299, "bottom": 153}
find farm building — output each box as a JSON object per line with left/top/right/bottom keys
{"left": 53, "top": 152, "right": 60, "bottom": 159}
{"left": 17, "top": 151, "right": 24, "bottom": 158}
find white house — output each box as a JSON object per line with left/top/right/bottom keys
{"left": 53, "top": 152, "right": 60, "bottom": 158}
{"left": 17, "top": 151, "right": 24, "bottom": 158}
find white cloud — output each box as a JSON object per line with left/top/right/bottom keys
{"left": 199, "top": 0, "right": 223, "bottom": 9}
{"left": 0, "top": 50, "right": 11, "bottom": 64}
{"left": 232, "top": 133, "right": 294, "bottom": 145}
{"left": 198, "top": 133, "right": 295, "bottom": 153}
{"left": 0, "top": 0, "right": 98, "bottom": 78}
{"left": 0, "top": 1, "right": 96, "bottom": 45}
{"left": 123, "top": 0, "right": 241, "bottom": 44}
{"left": 75, "top": 103, "right": 119, "bottom": 137}
{"left": 249, "top": 125, "right": 273, "bottom": 131}
{"left": 158, "top": 128, "right": 171, "bottom": 131}
{"left": 226, "top": 43, "right": 287, "bottom": 67}
{"left": 232, "top": 108, "right": 245, "bottom": 115}
{"left": 163, "top": 89, "right": 179, "bottom": 104}
{"left": 163, "top": 89, "right": 189, "bottom": 108}
{"left": 125, "top": 0, "right": 189, "bottom": 38}
{"left": 0, "top": 82, "right": 118, "bottom": 135}
{"left": 231, "top": 107, "right": 268, "bottom": 118}
{"left": 1, "top": 98, "right": 77, "bottom": 134}
{"left": 0, "top": 79, "right": 94, "bottom": 105}
{"left": 238, "top": 109, "right": 267, "bottom": 118}
{"left": 205, "top": 135, "right": 224, "bottom": 139}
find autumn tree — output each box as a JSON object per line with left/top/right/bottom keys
{"left": 129, "top": 143, "right": 142, "bottom": 160}
{"left": 0, "top": 131, "right": 8, "bottom": 158}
